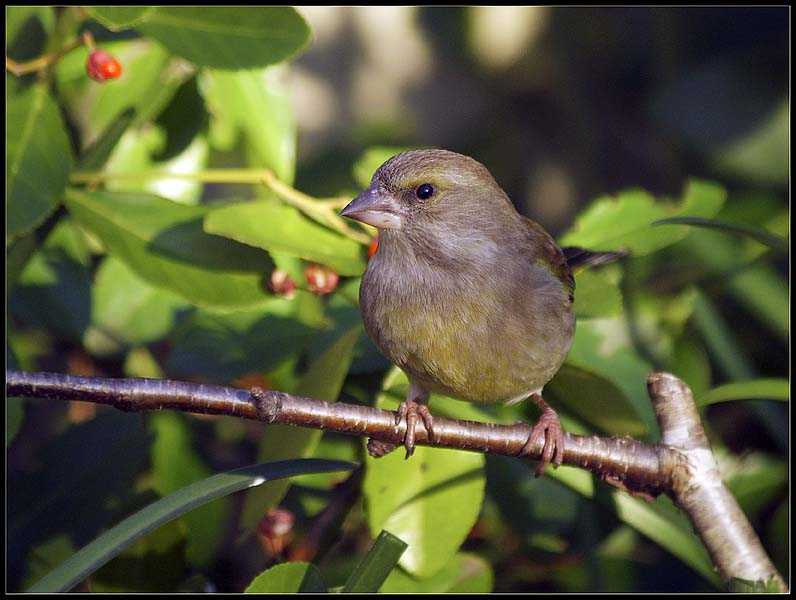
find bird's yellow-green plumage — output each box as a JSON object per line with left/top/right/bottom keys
{"left": 345, "top": 149, "right": 576, "bottom": 406}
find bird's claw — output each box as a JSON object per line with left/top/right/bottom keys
{"left": 396, "top": 400, "right": 435, "bottom": 458}
{"left": 518, "top": 394, "right": 565, "bottom": 477}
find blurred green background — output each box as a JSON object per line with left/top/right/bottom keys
{"left": 6, "top": 6, "right": 788, "bottom": 593}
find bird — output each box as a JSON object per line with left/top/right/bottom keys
{"left": 340, "top": 149, "right": 620, "bottom": 475}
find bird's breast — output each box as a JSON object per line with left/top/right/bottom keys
{"left": 359, "top": 248, "right": 575, "bottom": 403}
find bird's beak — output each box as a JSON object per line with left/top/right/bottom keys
{"left": 340, "top": 183, "right": 402, "bottom": 229}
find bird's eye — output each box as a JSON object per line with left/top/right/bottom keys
{"left": 415, "top": 183, "right": 435, "bottom": 200}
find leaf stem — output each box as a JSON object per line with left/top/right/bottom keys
{"left": 69, "top": 169, "right": 373, "bottom": 244}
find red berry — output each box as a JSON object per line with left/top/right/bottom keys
{"left": 305, "top": 264, "right": 339, "bottom": 295}
{"left": 268, "top": 269, "right": 297, "bottom": 299}
{"left": 86, "top": 49, "right": 123, "bottom": 82}
{"left": 368, "top": 236, "right": 379, "bottom": 258}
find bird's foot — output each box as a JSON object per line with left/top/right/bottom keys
{"left": 395, "top": 400, "right": 435, "bottom": 458}
{"left": 518, "top": 393, "right": 565, "bottom": 477}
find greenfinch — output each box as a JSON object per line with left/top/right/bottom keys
{"left": 341, "top": 149, "right": 617, "bottom": 475}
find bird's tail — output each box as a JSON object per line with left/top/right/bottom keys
{"left": 562, "top": 247, "right": 628, "bottom": 269}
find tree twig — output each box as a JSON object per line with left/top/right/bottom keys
{"left": 5, "top": 369, "right": 787, "bottom": 591}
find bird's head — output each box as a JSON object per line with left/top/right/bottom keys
{"left": 341, "top": 150, "right": 519, "bottom": 251}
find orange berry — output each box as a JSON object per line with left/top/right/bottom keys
{"left": 86, "top": 49, "right": 123, "bottom": 82}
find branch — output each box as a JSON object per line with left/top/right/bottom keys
{"left": 5, "top": 369, "right": 786, "bottom": 591}
{"left": 648, "top": 373, "right": 786, "bottom": 592}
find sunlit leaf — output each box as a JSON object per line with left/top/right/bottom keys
{"left": 363, "top": 370, "right": 486, "bottom": 578}
{"left": 343, "top": 530, "right": 408, "bottom": 593}
{"left": 64, "top": 189, "right": 275, "bottom": 308}
{"left": 573, "top": 267, "right": 623, "bottom": 319}
{"left": 85, "top": 256, "right": 189, "bottom": 356}
{"left": 380, "top": 552, "right": 494, "bottom": 593}
{"left": 559, "top": 179, "right": 725, "bottom": 256}
{"left": 200, "top": 68, "right": 296, "bottom": 183}
{"left": 204, "top": 200, "right": 366, "bottom": 276}
{"left": 245, "top": 562, "right": 327, "bottom": 593}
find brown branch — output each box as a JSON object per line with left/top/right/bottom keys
{"left": 648, "top": 373, "right": 787, "bottom": 592}
{"left": 5, "top": 369, "right": 786, "bottom": 591}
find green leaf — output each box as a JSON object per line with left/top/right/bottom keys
{"left": 6, "top": 6, "right": 54, "bottom": 50}
{"left": 85, "top": 256, "right": 190, "bottom": 356}
{"left": 150, "top": 412, "right": 230, "bottom": 567}
{"left": 245, "top": 562, "right": 327, "bottom": 593}
{"left": 363, "top": 370, "right": 486, "bottom": 579}
{"left": 697, "top": 379, "right": 790, "bottom": 406}
{"left": 240, "top": 327, "right": 361, "bottom": 531}
{"left": 6, "top": 397, "right": 25, "bottom": 447}
{"left": 559, "top": 179, "right": 725, "bottom": 256}
{"left": 205, "top": 200, "right": 367, "bottom": 276}
{"left": 9, "top": 220, "right": 92, "bottom": 342}
{"left": 560, "top": 320, "right": 657, "bottom": 437}
{"left": 549, "top": 466, "right": 721, "bottom": 588}
{"left": 679, "top": 217, "right": 789, "bottom": 342}
{"left": 652, "top": 217, "right": 788, "bottom": 253}
{"left": 91, "top": 515, "right": 187, "bottom": 593}
{"left": 547, "top": 364, "right": 648, "bottom": 437}
{"left": 9, "top": 412, "right": 152, "bottom": 590}
{"left": 200, "top": 68, "right": 296, "bottom": 182}
{"left": 88, "top": 6, "right": 153, "bottom": 28}
{"left": 722, "top": 453, "right": 788, "bottom": 517}
{"left": 380, "top": 552, "right": 494, "bottom": 593}
{"left": 76, "top": 109, "right": 136, "bottom": 171}
{"left": 691, "top": 288, "right": 754, "bottom": 380}
{"left": 27, "top": 459, "right": 355, "bottom": 593}
{"left": 343, "top": 530, "right": 409, "bottom": 593}
{"left": 353, "top": 146, "right": 416, "bottom": 188}
{"left": 6, "top": 83, "right": 73, "bottom": 244}
{"left": 92, "top": 7, "right": 312, "bottom": 69}
{"left": 63, "top": 188, "right": 276, "bottom": 309}
{"left": 167, "top": 294, "right": 325, "bottom": 381}
{"left": 573, "top": 266, "right": 623, "bottom": 319}
{"left": 727, "top": 266, "right": 789, "bottom": 343}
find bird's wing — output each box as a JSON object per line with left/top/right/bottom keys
{"left": 521, "top": 216, "right": 575, "bottom": 296}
